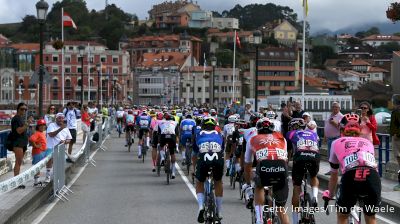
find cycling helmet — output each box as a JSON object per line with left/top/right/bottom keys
{"left": 133, "top": 110, "right": 138, "bottom": 116}
{"left": 118, "top": 107, "right": 123, "bottom": 111}
{"left": 198, "top": 108, "right": 204, "bottom": 114}
{"left": 157, "top": 112, "right": 164, "bottom": 120}
{"left": 210, "top": 109, "right": 217, "bottom": 116}
{"left": 141, "top": 111, "right": 148, "bottom": 116}
{"left": 128, "top": 110, "right": 133, "bottom": 114}
{"left": 195, "top": 115, "right": 203, "bottom": 125}
{"left": 202, "top": 116, "right": 217, "bottom": 129}
{"left": 288, "top": 118, "right": 306, "bottom": 130}
{"left": 249, "top": 112, "right": 263, "bottom": 127}
{"left": 37, "top": 119, "right": 46, "bottom": 126}
{"left": 171, "top": 110, "right": 176, "bottom": 116}
{"left": 164, "top": 113, "right": 174, "bottom": 121}
{"left": 193, "top": 111, "right": 199, "bottom": 116}
{"left": 228, "top": 115, "right": 239, "bottom": 123}
{"left": 256, "top": 118, "right": 275, "bottom": 134}
{"left": 185, "top": 114, "right": 193, "bottom": 119}
{"left": 340, "top": 113, "right": 360, "bottom": 126}
{"left": 340, "top": 114, "right": 361, "bottom": 136}
{"left": 177, "top": 112, "right": 183, "bottom": 117}
{"left": 265, "top": 111, "right": 276, "bottom": 119}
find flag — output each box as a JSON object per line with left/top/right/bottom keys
{"left": 63, "top": 12, "right": 77, "bottom": 29}
{"left": 303, "top": 0, "right": 309, "bottom": 17}
{"left": 235, "top": 32, "right": 241, "bottom": 49}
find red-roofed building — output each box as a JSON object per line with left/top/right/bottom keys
{"left": 362, "top": 34, "right": 400, "bottom": 47}
{"left": 0, "top": 34, "right": 11, "bottom": 46}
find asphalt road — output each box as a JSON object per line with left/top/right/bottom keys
{"left": 27, "top": 132, "right": 397, "bottom": 224}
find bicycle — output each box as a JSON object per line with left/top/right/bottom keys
{"left": 229, "top": 155, "right": 237, "bottom": 189}
{"left": 298, "top": 163, "right": 316, "bottom": 224}
{"left": 117, "top": 121, "right": 122, "bottom": 138}
{"left": 202, "top": 167, "right": 221, "bottom": 224}
{"left": 127, "top": 130, "right": 133, "bottom": 152}
{"left": 156, "top": 144, "right": 162, "bottom": 177}
{"left": 184, "top": 141, "right": 192, "bottom": 175}
{"left": 163, "top": 144, "right": 171, "bottom": 185}
{"left": 249, "top": 185, "right": 281, "bottom": 224}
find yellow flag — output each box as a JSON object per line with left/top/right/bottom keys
{"left": 303, "top": 0, "right": 309, "bottom": 16}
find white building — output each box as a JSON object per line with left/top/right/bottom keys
{"left": 362, "top": 34, "right": 400, "bottom": 47}
{"left": 188, "top": 10, "right": 213, "bottom": 28}
{"left": 212, "top": 17, "right": 239, "bottom": 30}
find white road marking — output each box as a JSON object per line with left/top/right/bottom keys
{"left": 175, "top": 163, "right": 197, "bottom": 199}
{"left": 31, "top": 147, "right": 101, "bottom": 224}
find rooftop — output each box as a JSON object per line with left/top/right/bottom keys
{"left": 137, "top": 52, "right": 189, "bottom": 68}
{"left": 362, "top": 34, "right": 400, "bottom": 41}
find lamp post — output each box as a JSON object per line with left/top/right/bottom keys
{"left": 78, "top": 45, "right": 85, "bottom": 107}
{"left": 18, "top": 81, "right": 23, "bottom": 102}
{"left": 211, "top": 55, "right": 217, "bottom": 107}
{"left": 112, "top": 77, "right": 117, "bottom": 106}
{"left": 192, "top": 73, "right": 195, "bottom": 106}
{"left": 253, "top": 30, "right": 262, "bottom": 112}
{"left": 96, "top": 63, "right": 101, "bottom": 110}
{"left": 36, "top": 0, "right": 49, "bottom": 118}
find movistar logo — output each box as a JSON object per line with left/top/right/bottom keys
{"left": 204, "top": 153, "right": 218, "bottom": 161}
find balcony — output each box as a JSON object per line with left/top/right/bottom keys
{"left": 258, "top": 76, "right": 296, "bottom": 81}
{"left": 258, "top": 66, "right": 296, "bottom": 71}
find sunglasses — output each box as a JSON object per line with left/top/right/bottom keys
{"left": 50, "top": 108, "right": 55, "bottom": 110}
{"left": 360, "top": 107, "right": 368, "bottom": 110}
{"left": 19, "top": 108, "right": 27, "bottom": 111}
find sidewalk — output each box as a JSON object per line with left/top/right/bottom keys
{"left": 0, "top": 131, "right": 86, "bottom": 224}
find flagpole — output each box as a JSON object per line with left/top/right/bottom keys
{"left": 301, "top": 0, "right": 307, "bottom": 108}
{"left": 232, "top": 30, "right": 237, "bottom": 104}
{"left": 107, "top": 68, "right": 110, "bottom": 105}
{"left": 187, "top": 66, "right": 189, "bottom": 105}
{"left": 202, "top": 53, "right": 206, "bottom": 104}
{"left": 100, "top": 63, "right": 103, "bottom": 107}
{"left": 87, "top": 43, "right": 91, "bottom": 103}
{"left": 61, "top": 7, "right": 65, "bottom": 107}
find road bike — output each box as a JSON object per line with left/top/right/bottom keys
{"left": 249, "top": 185, "right": 281, "bottom": 224}
{"left": 116, "top": 121, "right": 122, "bottom": 138}
{"left": 202, "top": 167, "right": 221, "bottom": 224}
{"left": 229, "top": 155, "right": 238, "bottom": 189}
{"left": 127, "top": 130, "right": 134, "bottom": 152}
{"left": 184, "top": 141, "right": 192, "bottom": 175}
{"left": 298, "top": 163, "right": 316, "bottom": 224}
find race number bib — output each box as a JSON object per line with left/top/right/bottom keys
{"left": 344, "top": 153, "right": 359, "bottom": 168}
{"left": 182, "top": 125, "right": 193, "bottom": 131}
{"left": 362, "top": 152, "right": 376, "bottom": 167}
{"left": 140, "top": 119, "right": 149, "bottom": 128}
{"left": 255, "top": 148, "right": 268, "bottom": 160}
{"left": 226, "top": 125, "right": 235, "bottom": 136}
{"left": 276, "top": 148, "right": 288, "bottom": 159}
{"left": 199, "top": 142, "right": 222, "bottom": 153}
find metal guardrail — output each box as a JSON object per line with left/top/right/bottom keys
{"left": 377, "top": 134, "right": 391, "bottom": 177}
{"left": 0, "top": 129, "right": 10, "bottom": 158}
{"left": 53, "top": 143, "right": 73, "bottom": 201}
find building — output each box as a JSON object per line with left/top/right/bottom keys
{"left": 180, "top": 67, "right": 241, "bottom": 107}
{"left": 41, "top": 41, "right": 131, "bottom": 107}
{"left": 0, "top": 34, "right": 11, "bottom": 46}
{"left": 148, "top": 0, "right": 200, "bottom": 29}
{"left": 392, "top": 51, "right": 400, "bottom": 94}
{"left": 134, "top": 51, "right": 197, "bottom": 105}
{"left": 362, "top": 34, "right": 400, "bottom": 47}
{"left": 207, "top": 31, "right": 255, "bottom": 45}
{"left": 212, "top": 17, "right": 239, "bottom": 30}
{"left": 255, "top": 47, "right": 300, "bottom": 96}
{"left": 123, "top": 33, "right": 202, "bottom": 69}
{"left": 188, "top": 10, "right": 212, "bottom": 28}
{"left": 273, "top": 20, "right": 298, "bottom": 46}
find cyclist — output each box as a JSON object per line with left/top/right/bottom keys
{"left": 124, "top": 110, "right": 135, "bottom": 147}
{"left": 179, "top": 114, "right": 196, "bottom": 165}
{"left": 243, "top": 118, "right": 290, "bottom": 224}
{"left": 136, "top": 111, "right": 152, "bottom": 159}
{"left": 210, "top": 109, "right": 218, "bottom": 121}
{"left": 158, "top": 113, "right": 179, "bottom": 179}
{"left": 191, "top": 115, "right": 204, "bottom": 179}
{"left": 323, "top": 114, "right": 380, "bottom": 224}
{"left": 286, "top": 118, "right": 320, "bottom": 224}
{"left": 223, "top": 114, "right": 239, "bottom": 176}
{"left": 151, "top": 112, "right": 164, "bottom": 172}
{"left": 116, "top": 107, "right": 125, "bottom": 133}
{"left": 195, "top": 116, "right": 224, "bottom": 223}
{"left": 265, "top": 110, "right": 281, "bottom": 132}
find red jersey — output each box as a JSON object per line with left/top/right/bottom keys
{"left": 250, "top": 132, "right": 287, "bottom": 162}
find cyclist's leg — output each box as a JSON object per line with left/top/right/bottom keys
{"left": 195, "top": 155, "right": 206, "bottom": 223}
{"left": 234, "top": 144, "right": 242, "bottom": 173}
{"left": 146, "top": 130, "right": 150, "bottom": 147}
{"left": 291, "top": 157, "right": 304, "bottom": 223}
{"left": 273, "top": 179, "right": 290, "bottom": 224}
{"left": 151, "top": 131, "right": 159, "bottom": 170}
{"left": 138, "top": 129, "right": 144, "bottom": 157}
{"left": 213, "top": 157, "right": 225, "bottom": 218}
{"left": 169, "top": 137, "right": 177, "bottom": 177}
{"left": 308, "top": 157, "right": 320, "bottom": 204}
{"left": 254, "top": 186, "right": 265, "bottom": 223}
{"left": 362, "top": 168, "right": 381, "bottom": 224}
{"left": 180, "top": 135, "right": 186, "bottom": 162}
{"left": 125, "top": 125, "right": 130, "bottom": 146}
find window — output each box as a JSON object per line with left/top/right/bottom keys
{"left": 52, "top": 92, "right": 58, "bottom": 100}
{"left": 78, "top": 79, "right": 82, "bottom": 87}
{"left": 112, "top": 57, "right": 118, "bottom": 63}
{"left": 65, "top": 79, "right": 71, "bottom": 87}
{"left": 90, "top": 57, "right": 94, "bottom": 63}
{"left": 45, "top": 56, "right": 49, "bottom": 62}
{"left": 113, "top": 68, "right": 118, "bottom": 74}
{"left": 65, "top": 67, "right": 71, "bottom": 73}
{"left": 77, "top": 67, "right": 82, "bottom": 73}
{"left": 52, "top": 67, "right": 59, "bottom": 73}
{"left": 52, "top": 79, "right": 58, "bottom": 87}
{"left": 65, "top": 56, "right": 71, "bottom": 63}
{"left": 69, "top": 46, "right": 74, "bottom": 51}
{"left": 101, "top": 56, "right": 106, "bottom": 63}
{"left": 53, "top": 56, "right": 59, "bottom": 62}
{"left": 90, "top": 79, "right": 94, "bottom": 87}
{"left": 198, "top": 87, "right": 202, "bottom": 92}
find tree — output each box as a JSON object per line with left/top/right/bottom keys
{"left": 312, "top": 45, "right": 336, "bottom": 67}
{"left": 377, "top": 41, "right": 400, "bottom": 53}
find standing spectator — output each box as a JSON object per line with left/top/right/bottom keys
{"left": 102, "top": 105, "right": 109, "bottom": 123}
{"left": 64, "top": 102, "right": 78, "bottom": 161}
{"left": 10, "top": 103, "right": 33, "bottom": 188}
{"left": 47, "top": 113, "right": 72, "bottom": 164}
{"left": 358, "top": 101, "right": 378, "bottom": 144}
{"left": 324, "top": 102, "right": 343, "bottom": 175}
{"left": 390, "top": 96, "right": 400, "bottom": 191}
{"left": 303, "top": 112, "right": 318, "bottom": 134}
{"left": 291, "top": 101, "right": 305, "bottom": 118}
{"left": 81, "top": 105, "right": 91, "bottom": 142}
{"left": 29, "top": 119, "right": 50, "bottom": 185}
{"left": 88, "top": 101, "right": 98, "bottom": 132}
{"left": 244, "top": 104, "right": 253, "bottom": 122}
{"left": 281, "top": 103, "right": 292, "bottom": 160}
{"left": 44, "top": 105, "right": 57, "bottom": 125}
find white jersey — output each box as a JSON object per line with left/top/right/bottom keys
{"left": 305, "top": 120, "right": 318, "bottom": 134}
{"left": 271, "top": 119, "right": 282, "bottom": 133}
{"left": 223, "top": 123, "right": 236, "bottom": 137}
{"left": 159, "top": 120, "right": 178, "bottom": 135}
{"left": 244, "top": 127, "right": 258, "bottom": 153}
{"left": 116, "top": 110, "right": 124, "bottom": 118}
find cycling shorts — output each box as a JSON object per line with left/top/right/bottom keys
{"left": 254, "top": 160, "right": 289, "bottom": 207}
{"left": 117, "top": 117, "right": 123, "bottom": 123}
{"left": 138, "top": 128, "right": 149, "bottom": 140}
{"left": 125, "top": 124, "right": 135, "bottom": 133}
{"left": 195, "top": 152, "right": 224, "bottom": 182}
{"left": 152, "top": 131, "right": 158, "bottom": 148}
{"left": 180, "top": 134, "right": 192, "bottom": 146}
{"left": 336, "top": 167, "right": 381, "bottom": 216}
{"left": 225, "top": 137, "right": 234, "bottom": 154}
{"left": 292, "top": 152, "right": 320, "bottom": 186}
{"left": 159, "top": 134, "right": 176, "bottom": 155}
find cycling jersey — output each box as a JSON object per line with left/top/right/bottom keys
{"left": 180, "top": 118, "right": 196, "bottom": 145}
{"left": 158, "top": 120, "right": 178, "bottom": 135}
{"left": 329, "top": 136, "right": 377, "bottom": 174}
{"left": 158, "top": 120, "right": 178, "bottom": 155}
{"left": 192, "top": 126, "right": 202, "bottom": 154}
{"left": 270, "top": 119, "right": 282, "bottom": 132}
{"left": 136, "top": 115, "right": 151, "bottom": 130}
{"left": 223, "top": 123, "right": 236, "bottom": 137}
{"left": 125, "top": 114, "right": 135, "bottom": 126}
{"left": 286, "top": 130, "right": 319, "bottom": 154}
{"left": 245, "top": 132, "right": 287, "bottom": 163}
{"left": 116, "top": 111, "right": 124, "bottom": 119}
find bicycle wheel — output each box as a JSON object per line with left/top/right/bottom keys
{"left": 185, "top": 144, "right": 191, "bottom": 175}
{"left": 165, "top": 148, "right": 170, "bottom": 185}
{"left": 251, "top": 208, "right": 256, "bottom": 224}
{"left": 142, "top": 145, "right": 146, "bottom": 163}
{"left": 118, "top": 124, "right": 121, "bottom": 138}
{"left": 156, "top": 150, "right": 161, "bottom": 176}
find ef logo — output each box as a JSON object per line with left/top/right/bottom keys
{"left": 354, "top": 168, "right": 370, "bottom": 181}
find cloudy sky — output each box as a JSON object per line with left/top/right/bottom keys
{"left": 0, "top": 0, "right": 395, "bottom": 32}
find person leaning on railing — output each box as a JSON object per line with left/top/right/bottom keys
{"left": 390, "top": 96, "right": 400, "bottom": 191}
{"left": 10, "top": 102, "right": 33, "bottom": 189}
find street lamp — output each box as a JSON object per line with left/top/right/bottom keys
{"left": 112, "top": 77, "right": 117, "bottom": 106}
{"left": 36, "top": 0, "right": 49, "bottom": 118}
{"left": 253, "top": 30, "right": 262, "bottom": 112}
{"left": 18, "top": 80, "right": 23, "bottom": 102}
{"left": 211, "top": 55, "right": 217, "bottom": 108}
{"left": 78, "top": 45, "right": 85, "bottom": 107}
{"left": 192, "top": 73, "right": 195, "bottom": 106}
{"left": 96, "top": 63, "right": 101, "bottom": 110}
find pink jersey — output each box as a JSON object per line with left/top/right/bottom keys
{"left": 329, "top": 137, "right": 377, "bottom": 174}
{"left": 150, "top": 118, "right": 158, "bottom": 130}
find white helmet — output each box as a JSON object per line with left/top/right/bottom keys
{"left": 210, "top": 109, "right": 216, "bottom": 113}
{"left": 118, "top": 107, "right": 123, "bottom": 111}
{"left": 228, "top": 115, "right": 239, "bottom": 123}
{"left": 265, "top": 111, "right": 276, "bottom": 119}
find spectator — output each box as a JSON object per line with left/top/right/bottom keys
{"left": 358, "top": 101, "right": 378, "bottom": 144}
{"left": 44, "top": 105, "right": 57, "bottom": 125}
{"left": 81, "top": 105, "right": 91, "bottom": 142}
{"left": 47, "top": 113, "right": 72, "bottom": 163}
{"left": 10, "top": 103, "right": 33, "bottom": 188}
{"left": 64, "top": 102, "right": 78, "bottom": 161}
{"left": 88, "top": 101, "right": 98, "bottom": 131}
{"left": 244, "top": 104, "right": 253, "bottom": 122}
{"left": 102, "top": 105, "right": 109, "bottom": 123}
{"left": 390, "top": 95, "right": 400, "bottom": 191}
{"left": 29, "top": 119, "right": 51, "bottom": 185}
{"left": 302, "top": 112, "right": 317, "bottom": 134}
{"left": 291, "top": 101, "right": 305, "bottom": 118}
{"left": 281, "top": 103, "right": 292, "bottom": 160}
{"left": 324, "top": 102, "right": 343, "bottom": 175}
